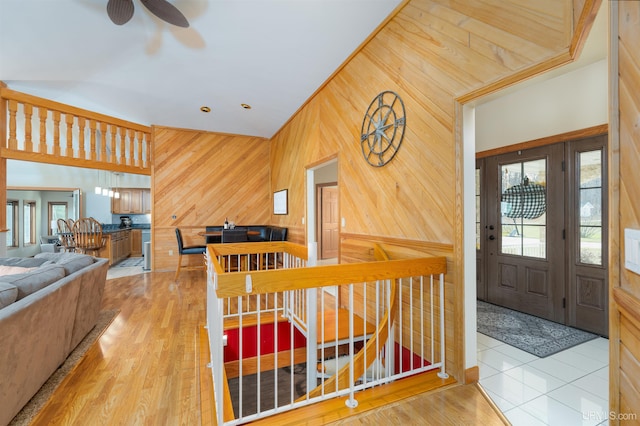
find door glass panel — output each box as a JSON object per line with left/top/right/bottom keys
{"left": 500, "top": 159, "right": 547, "bottom": 259}
{"left": 578, "top": 150, "right": 603, "bottom": 265}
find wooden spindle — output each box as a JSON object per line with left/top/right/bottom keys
{"left": 8, "top": 100, "right": 17, "bottom": 150}
{"left": 119, "top": 127, "right": 126, "bottom": 165}
{"left": 136, "top": 131, "right": 143, "bottom": 167}
{"left": 100, "top": 122, "right": 108, "bottom": 162}
{"left": 24, "top": 104, "right": 33, "bottom": 152}
{"left": 78, "top": 117, "right": 86, "bottom": 159}
{"left": 110, "top": 125, "right": 117, "bottom": 164}
{"left": 89, "top": 120, "right": 97, "bottom": 161}
{"left": 65, "top": 114, "right": 74, "bottom": 157}
{"left": 128, "top": 128, "right": 135, "bottom": 166}
{"left": 53, "top": 111, "right": 61, "bottom": 156}
{"left": 146, "top": 132, "right": 152, "bottom": 167}
{"left": 38, "top": 107, "right": 48, "bottom": 153}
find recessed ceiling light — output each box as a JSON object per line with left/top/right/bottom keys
{"left": 240, "top": 103, "right": 251, "bottom": 110}
{"left": 200, "top": 106, "right": 211, "bottom": 113}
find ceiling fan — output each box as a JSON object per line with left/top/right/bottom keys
{"left": 107, "top": 0, "right": 189, "bottom": 28}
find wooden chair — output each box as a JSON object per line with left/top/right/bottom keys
{"left": 72, "top": 217, "right": 106, "bottom": 256}
{"left": 175, "top": 228, "right": 206, "bottom": 280}
{"left": 57, "top": 218, "right": 76, "bottom": 252}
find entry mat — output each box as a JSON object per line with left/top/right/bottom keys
{"left": 477, "top": 300, "right": 599, "bottom": 358}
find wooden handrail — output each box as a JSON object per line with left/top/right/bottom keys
{"left": 214, "top": 256, "right": 447, "bottom": 299}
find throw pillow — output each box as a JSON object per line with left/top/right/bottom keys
{"left": 0, "top": 265, "right": 36, "bottom": 276}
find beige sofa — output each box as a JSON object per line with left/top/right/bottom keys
{"left": 0, "top": 253, "right": 109, "bottom": 425}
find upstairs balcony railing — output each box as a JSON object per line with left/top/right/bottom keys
{"left": 205, "top": 242, "right": 448, "bottom": 425}
{"left": 0, "top": 87, "right": 151, "bottom": 174}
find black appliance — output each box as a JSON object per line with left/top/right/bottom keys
{"left": 119, "top": 216, "right": 132, "bottom": 228}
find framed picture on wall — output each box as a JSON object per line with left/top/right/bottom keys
{"left": 273, "top": 189, "right": 288, "bottom": 215}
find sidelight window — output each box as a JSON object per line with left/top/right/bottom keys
{"left": 500, "top": 159, "right": 547, "bottom": 259}
{"left": 578, "top": 150, "right": 603, "bottom": 265}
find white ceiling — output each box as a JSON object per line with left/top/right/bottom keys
{"left": 0, "top": 0, "right": 402, "bottom": 138}
{"left": 1, "top": 1, "right": 606, "bottom": 139}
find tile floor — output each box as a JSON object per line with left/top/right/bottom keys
{"left": 478, "top": 332, "right": 610, "bottom": 425}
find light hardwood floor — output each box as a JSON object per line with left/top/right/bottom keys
{"left": 31, "top": 270, "right": 506, "bottom": 425}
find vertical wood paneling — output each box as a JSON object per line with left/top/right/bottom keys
{"left": 611, "top": 0, "right": 640, "bottom": 420}
{"left": 152, "top": 127, "right": 270, "bottom": 270}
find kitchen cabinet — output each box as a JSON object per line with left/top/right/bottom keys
{"left": 131, "top": 229, "right": 142, "bottom": 257}
{"left": 112, "top": 188, "right": 150, "bottom": 214}
{"left": 142, "top": 189, "right": 151, "bottom": 213}
{"left": 98, "top": 229, "right": 131, "bottom": 265}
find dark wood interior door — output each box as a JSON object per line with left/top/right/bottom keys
{"left": 485, "top": 144, "right": 565, "bottom": 323}
{"left": 320, "top": 185, "right": 338, "bottom": 259}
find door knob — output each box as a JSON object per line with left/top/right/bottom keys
{"left": 489, "top": 235, "right": 495, "bottom": 240}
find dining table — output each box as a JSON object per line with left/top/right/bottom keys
{"left": 197, "top": 230, "right": 260, "bottom": 237}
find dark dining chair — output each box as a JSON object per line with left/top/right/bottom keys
{"left": 221, "top": 229, "right": 248, "bottom": 243}
{"left": 205, "top": 226, "right": 222, "bottom": 244}
{"left": 175, "top": 228, "right": 207, "bottom": 280}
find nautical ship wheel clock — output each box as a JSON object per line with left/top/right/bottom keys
{"left": 360, "top": 90, "right": 406, "bottom": 167}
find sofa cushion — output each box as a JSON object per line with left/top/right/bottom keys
{"left": 0, "top": 282, "right": 18, "bottom": 308}
{"left": 0, "top": 265, "right": 37, "bottom": 276}
{"left": 35, "top": 252, "right": 95, "bottom": 275}
{"left": 0, "top": 257, "right": 50, "bottom": 268}
{"left": 0, "top": 264, "right": 66, "bottom": 300}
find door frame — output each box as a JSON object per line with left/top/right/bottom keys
{"left": 305, "top": 156, "right": 338, "bottom": 266}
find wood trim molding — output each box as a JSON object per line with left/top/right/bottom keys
{"left": 464, "top": 365, "right": 479, "bottom": 384}
{"left": 570, "top": 0, "right": 603, "bottom": 59}
{"left": 475, "top": 124, "right": 608, "bottom": 159}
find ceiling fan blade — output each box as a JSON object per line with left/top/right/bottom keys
{"left": 140, "top": 0, "right": 189, "bottom": 28}
{"left": 107, "top": 0, "right": 135, "bottom": 25}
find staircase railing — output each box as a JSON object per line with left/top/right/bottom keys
{"left": 206, "top": 242, "right": 447, "bottom": 425}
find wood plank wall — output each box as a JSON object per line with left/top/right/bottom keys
{"left": 610, "top": 1, "right": 640, "bottom": 421}
{"left": 267, "top": 0, "right": 596, "bottom": 381}
{"left": 151, "top": 126, "right": 270, "bottom": 270}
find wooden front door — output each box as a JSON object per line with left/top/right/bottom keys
{"left": 485, "top": 144, "right": 566, "bottom": 323}
{"left": 319, "top": 185, "right": 338, "bottom": 259}
{"left": 480, "top": 136, "right": 608, "bottom": 335}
